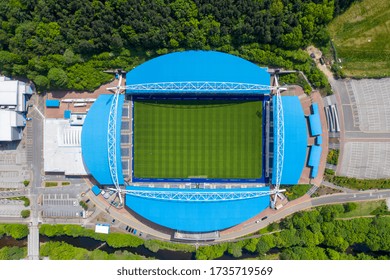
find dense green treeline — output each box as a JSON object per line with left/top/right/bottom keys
{"left": 0, "top": 224, "right": 29, "bottom": 239}
{"left": 39, "top": 224, "right": 143, "bottom": 248}
{"left": 0, "top": 0, "right": 355, "bottom": 92}
{"left": 196, "top": 205, "right": 390, "bottom": 260}
{"left": 40, "top": 241, "right": 146, "bottom": 260}
{"left": 37, "top": 204, "right": 390, "bottom": 260}
{"left": 0, "top": 246, "right": 27, "bottom": 260}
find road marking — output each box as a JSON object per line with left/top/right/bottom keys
{"left": 33, "top": 105, "right": 45, "bottom": 119}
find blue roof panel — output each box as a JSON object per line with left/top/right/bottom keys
{"left": 125, "top": 186, "right": 270, "bottom": 232}
{"left": 309, "top": 103, "right": 322, "bottom": 136}
{"left": 81, "top": 94, "right": 124, "bottom": 185}
{"left": 91, "top": 185, "right": 101, "bottom": 196}
{"left": 64, "top": 110, "right": 71, "bottom": 119}
{"left": 308, "top": 145, "right": 322, "bottom": 168}
{"left": 126, "top": 51, "right": 270, "bottom": 94}
{"left": 46, "top": 99, "right": 60, "bottom": 108}
{"left": 272, "top": 96, "right": 308, "bottom": 185}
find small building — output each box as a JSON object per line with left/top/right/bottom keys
{"left": 46, "top": 99, "right": 60, "bottom": 108}
{"left": 64, "top": 110, "right": 71, "bottom": 119}
{"left": 0, "top": 76, "right": 33, "bottom": 141}
{"left": 95, "top": 223, "right": 110, "bottom": 234}
{"left": 0, "top": 110, "right": 25, "bottom": 141}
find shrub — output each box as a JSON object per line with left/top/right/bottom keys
{"left": 23, "top": 180, "right": 30, "bottom": 187}
{"left": 21, "top": 210, "right": 30, "bottom": 218}
{"left": 79, "top": 201, "right": 88, "bottom": 211}
{"left": 324, "top": 168, "right": 335, "bottom": 175}
{"left": 45, "top": 182, "right": 58, "bottom": 187}
{"left": 327, "top": 149, "right": 339, "bottom": 165}
{"left": 144, "top": 240, "right": 160, "bottom": 253}
{"left": 343, "top": 202, "right": 357, "bottom": 213}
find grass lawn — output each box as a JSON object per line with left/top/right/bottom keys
{"left": 284, "top": 185, "right": 311, "bottom": 200}
{"left": 328, "top": 0, "right": 390, "bottom": 77}
{"left": 338, "top": 200, "right": 388, "bottom": 219}
{"left": 133, "top": 99, "right": 263, "bottom": 179}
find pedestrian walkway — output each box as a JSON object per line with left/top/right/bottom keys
{"left": 321, "top": 180, "right": 358, "bottom": 193}
{"left": 306, "top": 184, "right": 319, "bottom": 196}
{"left": 27, "top": 223, "right": 39, "bottom": 260}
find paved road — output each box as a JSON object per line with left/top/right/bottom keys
{"left": 311, "top": 189, "right": 390, "bottom": 206}
{"left": 0, "top": 217, "right": 27, "bottom": 223}
{"left": 27, "top": 95, "right": 44, "bottom": 260}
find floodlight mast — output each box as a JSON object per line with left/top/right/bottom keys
{"left": 107, "top": 74, "right": 123, "bottom": 206}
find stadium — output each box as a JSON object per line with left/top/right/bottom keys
{"left": 81, "top": 51, "right": 321, "bottom": 237}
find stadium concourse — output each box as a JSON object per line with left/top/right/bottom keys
{"left": 81, "top": 51, "right": 322, "bottom": 237}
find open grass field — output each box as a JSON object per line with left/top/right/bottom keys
{"left": 338, "top": 200, "right": 389, "bottom": 219}
{"left": 133, "top": 99, "right": 263, "bottom": 179}
{"left": 328, "top": 0, "right": 390, "bottom": 77}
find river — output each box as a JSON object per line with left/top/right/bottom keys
{"left": 39, "top": 235, "right": 264, "bottom": 260}
{"left": 0, "top": 236, "right": 27, "bottom": 248}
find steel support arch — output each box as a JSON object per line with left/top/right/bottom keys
{"left": 122, "top": 189, "right": 276, "bottom": 202}
{"left": 107, "top": 75, "right": 123, "bottom": 205}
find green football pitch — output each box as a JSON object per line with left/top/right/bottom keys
{"left": 133, "top": 99, "right": 263, "bottom": 179}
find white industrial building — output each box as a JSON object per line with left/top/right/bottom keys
{"left": 0, "top": 76, "right": 33, "bottom": 141}
{"left": 44, "top": 116, "right": 88, "bottom": 176}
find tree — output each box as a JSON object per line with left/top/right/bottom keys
{"left": 144, "top": 240, "right": 160, "bottom": 253}
{"left": 195, "top": 243, "right": 228, "bottom": 260}
{"left": 228, "top": 242, "right": 243, "bottom": 258}
{"left": 0, "top": 247, "right": 27, "bottom": 260}
{"left": 21, "top": 210, "right": 30, "bottom": 218}
{"left": 33, "top": 75, "right": 49, "bottom": 89}
{"left": 244, "top": 238, "right": 259, "bottom": 253}
{"left": 105, "top": 233, "right": 143, "bottom": 248}
{"left": 256, "top": 235, "right": 275, "bottom": 255}
{"left": 344, "top": 202, "right": 358, "bottom": 213}
{"left": 4, "top": 224, "right": 29, "bottom": 239}
{"left": 47, "top": 68, "right": 68, "bottom": 89}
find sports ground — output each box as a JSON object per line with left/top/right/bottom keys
{"left": 133, "top": 99, "right": 263, "bottom": 179}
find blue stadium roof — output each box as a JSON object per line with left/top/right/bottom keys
{"left": 125, "top": 51, "right": 270, "bottom": 94}
{"left": 125, "top": 186, "right": 270, "bottom": 232}
{"left": 273, "top": 96, "right": 308, "bottom": 185}
{"left": 81, "top": 94, "right": 124, "bottom": 185}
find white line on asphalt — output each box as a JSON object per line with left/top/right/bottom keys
{"left": 33, "top": 105, "right": 45, "bottom": 119}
